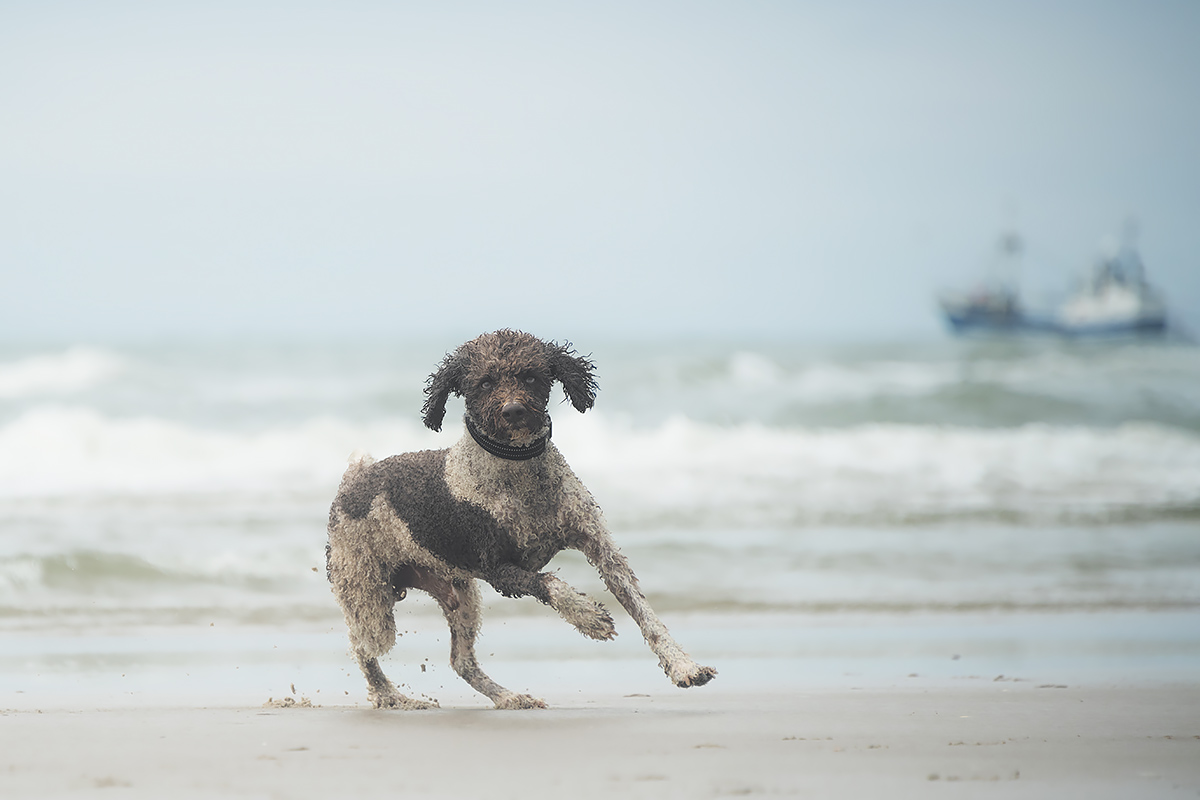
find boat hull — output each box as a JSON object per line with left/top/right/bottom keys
{"left": 943, "top": 309, "right": 1167, "bottom": 338}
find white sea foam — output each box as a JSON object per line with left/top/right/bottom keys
{"left": 1, "top": 406, "right": 1196, "bottom": 523}
{"left": 788, "top": 360, "right": 960, "bottom": 401}
{"left": 0, "top": 406, "right": 442, "bottom": 497}
{"left": 558, "top": 414, "right": 1200, "bottom": 524}
{"left": 707, "top": 347, "right": 1200, "bottom": 422}
{"left": 687, "top": 351, "right": 962, "bottom": 402}
{"left": 0, "top": 347, "right": 126, "bottom": 398}
{"left": 726, "top": 352, "right": 963, "bottom": 404}
{"left": 728, "top": 351, "right": 785, "bottom": 386}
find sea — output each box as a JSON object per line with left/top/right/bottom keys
{"left": 2, "top": 336, "right": 1198, "bottom": 708}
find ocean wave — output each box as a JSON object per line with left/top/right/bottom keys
{"left": 0, "top": 406, "right": 442, "bottom": 496}
{"left": 1, "top": 406, "right": 1197, "bottom": 524}
{"left": 718, "top": 344, "right": 1200, "bottom": 398}
{"left": 0, "top": 347, "right": 126, "bottom": 398}
{"left": 576, "top": 343, "right": 1200, "bottom": 432}
{"left": 3, "top": 528, "right": 1197, "bottom": 624}
{"left": 5, "top": 340, "right": 1196, "bottom": 432}
{"left": 0, "top": 550, "right": 310, "bottom": 593}
{"left": 728, "top": 351, "right": 960, "bottom": 399}
{"left": 559, "top": 415, "right": 1200, "bottom": 526}
{"left": 0, "top": 551, "right": 181, "bottom": 592}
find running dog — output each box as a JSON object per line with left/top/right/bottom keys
{"left": 325, "top": 329, "right": 716, "bottom": 708}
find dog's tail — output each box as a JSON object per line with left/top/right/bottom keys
{"left": 333, "top": 450, "right": 377, "bottom": 499}
{"left": 339, "top": 450, "right": 376, "bottom": 486}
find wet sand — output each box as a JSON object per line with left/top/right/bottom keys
{"left": 3, "top": 685, "right": 1198, "bottom": 798}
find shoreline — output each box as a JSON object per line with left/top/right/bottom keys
{"left": 3, "top": 685, "right": 1198, "bottom": 798}
{"left": 5, "top": 608, "right": 1200, "bottom": 712}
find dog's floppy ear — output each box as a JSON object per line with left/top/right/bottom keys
{"left": 422, "top": 351, "right": 465, "bottom": 431}
{"left": 547, "top": 341, "right": 598, "bottom": 413}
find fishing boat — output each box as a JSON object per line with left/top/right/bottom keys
{"left": 937, "top": 284, "right": 1045, "bottom": 335}
{"left": 939, "top": 230, "right": 1169, "bottom": 338}
{"left": 1054, "top": 244, "right": 1167, "bottom": 336}
{"left": 937, "top": 231, "right": 1056, "bottom": 335}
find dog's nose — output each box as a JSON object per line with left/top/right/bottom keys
{"left": 501, "top": 402, "right": 528, "bottom": 424}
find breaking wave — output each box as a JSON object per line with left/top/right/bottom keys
{"left": 0, "top": 347, "right": 125, "bottom": 398}
{"left": 1, "top": 406, "right": 1197, "bottom": 525}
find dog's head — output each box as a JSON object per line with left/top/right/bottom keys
{"left": 421, "top": 329, "right": 598, "bottom": 444}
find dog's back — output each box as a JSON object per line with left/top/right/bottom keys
{"left": 330, "top": 449, "right": 522, "bottom": 576}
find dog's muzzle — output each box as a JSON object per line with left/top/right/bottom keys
{"left": 501, "top": 402, "right": 529, "bottom": 426}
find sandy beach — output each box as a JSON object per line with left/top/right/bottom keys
{"left": 3, "top": 683, "right": 1198, "bottom": 799}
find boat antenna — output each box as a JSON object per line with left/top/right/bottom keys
{"left": 1119, "top": 216, "right": 1144, "bottom": 283}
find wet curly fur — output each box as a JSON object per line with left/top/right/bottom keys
{"left": 326, "top": 330, "right": 716, "bottom": 709}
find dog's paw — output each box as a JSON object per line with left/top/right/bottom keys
{"left": 548, "top": 581, "right": 617, "bottom": 641}
{"left": 493, "top": 692, "right": 548, "bottom": 710}
{"left": 571, "top": 595, "right": 617, "bottom": 641}
{"left": 372, "top": 692, "right": 440, "bottom": 710}
{"left": 670, "top": 662, "right": 717, "bottom": 688}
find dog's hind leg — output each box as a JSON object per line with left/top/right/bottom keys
{"left": 355, "top": 650, "right": 438, "bottom": 710}
{"left": 328, "top": 549, "right": 438, "bottom": 710}
{"left": 434, "top": 578, "right": 547, "bottom": 710}
{"left": 340, "top": 593, "right": 438, "bottom": 710}
{"left": 344, "top": 595, "right": 439, "bottom": 710}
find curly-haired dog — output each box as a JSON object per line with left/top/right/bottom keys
{"left": 326, "top": 329, "right": 716, "bottom": 709}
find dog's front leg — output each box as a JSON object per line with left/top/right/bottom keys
{"left": 578, "top": 532, "right": 717, "bottom": 688}
{"left": 486, "top": 564, "right": 616, "bottom": 641}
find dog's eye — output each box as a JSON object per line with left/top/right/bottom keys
{"left": 523, "top": 375, "right": 536, "bottom": 385}
{"left": 480, "top": 379, "right": 493, "bottom": 390}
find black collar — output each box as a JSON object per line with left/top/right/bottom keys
{"left": 464, "top": 414, "right": 550, "bottom": 461}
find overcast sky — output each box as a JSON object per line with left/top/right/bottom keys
{"left": 2, "top": 1, "right": 1197, "bottom": 343}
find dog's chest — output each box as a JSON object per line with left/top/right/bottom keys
{"left": 444, "top": 441, "right": 572, "bottom": 562}
{"left": 459, "top": 465, "right": 561, "bottom": 541}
